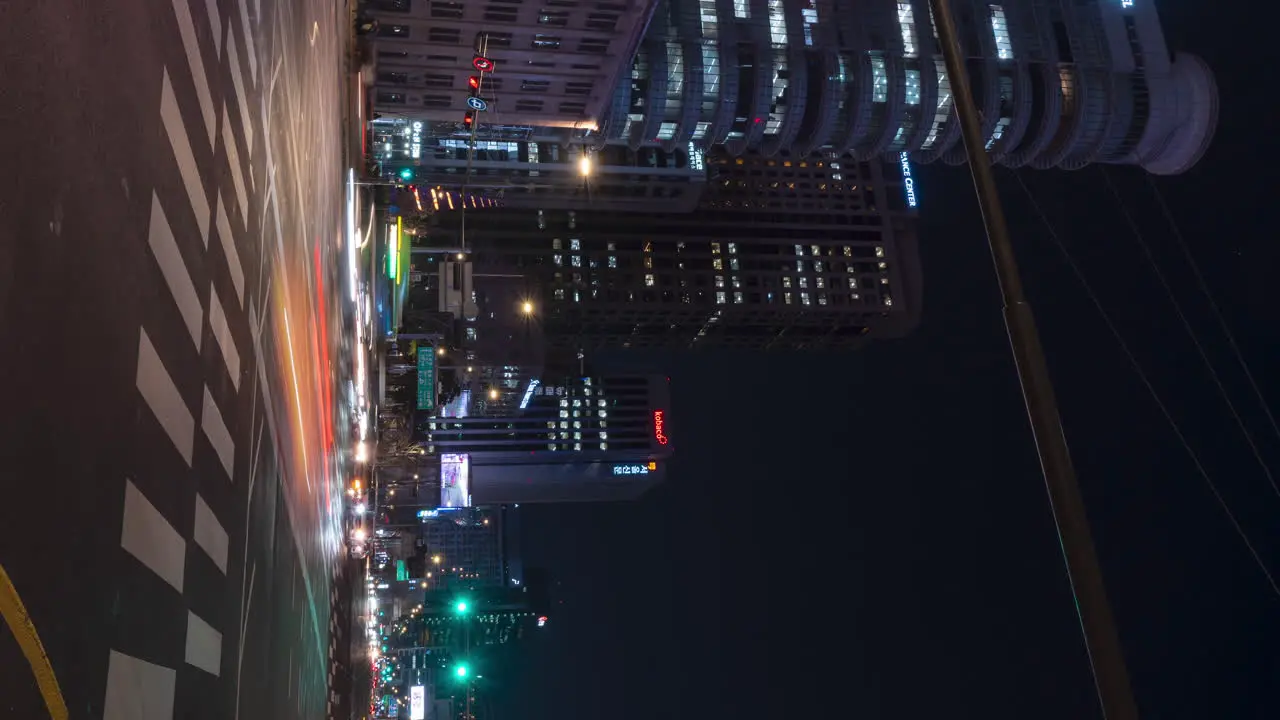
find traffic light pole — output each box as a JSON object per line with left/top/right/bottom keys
{"left": 926, "top": 2, "right": 1139, "bottom": 719}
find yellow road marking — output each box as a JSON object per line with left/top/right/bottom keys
{"left": 0, "top": 563, "right": 68, "bottom": 720}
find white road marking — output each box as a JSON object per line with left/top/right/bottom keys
{"left": 185, "top": 610, "right": 223, "bottom": 676}
{"left": 137, "top": 329, "right": 194, "bottom": 465}
{"left": 203, "top": 0, "right": 222, "bottom": 57}
{"left": 120, "top": 481, "right": 185, "bottom": 592}
{"left": 193, "top": 493, "right": 229, "bottom": 574}
{"left": 208, "top": 283, "right": 241, "bottom": 389}
{"left": 103, "top": 650, "right": 176, "bottom": 720}
{"left": 160, "top": 70, "right": 210, "bottom": 244}
{"left": 227, "top": 33, "right": 255, "bottom": 155}
{"left": 146, "top": 193, "right": 203, "bottom": 351}
{"left": 222, "top": 108, "right": 249, "bottom": 227}
{"left": 237, "top": 0, "right": 258, "bottom": 85}
{"left": 215, "top": 192, "right": 245, "bottom": 306}
{"left": 171, "top": 0, "right": 216, "bottom": 146}
{"left": 202, "top": 386, "right": 235, "bottom": 479}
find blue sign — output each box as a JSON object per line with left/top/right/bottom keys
{"left": 611, "top": 464, "right": 652, "bottom": 476}
{"left": 466, "top": 96, "right": 488, "bottom": 111}
{"left": 898, "top": 152, "right": 918, "bottom": 209}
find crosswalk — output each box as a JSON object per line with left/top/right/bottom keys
{"left": 105, "top": 0, "right": 266, "bottom": 716}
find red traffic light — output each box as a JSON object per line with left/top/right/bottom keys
{"left": 468, "top": 76, "right": 481, "bottom": 90}
{"left": 463, "top": 111, "right": 475, "bottom": 127}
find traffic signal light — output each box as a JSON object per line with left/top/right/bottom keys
{"left": 455, "top": 664, "right": 469, "bottom": 678}
{"left": 468, "top": 75, "right": 481, "bottom": 91}
{"left": 463, "top": 111, "right": 475, "bottom": 128}
{"left": 398, "top": 167, "right": 414, "bottom": 181}
{"left": 455, "top": 600, "right": 468, "bottom": 614}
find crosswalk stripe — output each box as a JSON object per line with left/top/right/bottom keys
{"left": 237, "top": 0, "right": 258, "bottom": 86}
{"left": 185, "top": 610, "right": 223, "bottom": 677}
{"left": 222, "top": 106, "right": 249, "bottom": 227}
{"left": 208, "top": 283, "right": 241, "bottom": 389}
{"left": 171, "top": 0, "right": 216, "bottom": 147}
{"left": 227, "top": 32, "right": 254, "bottom": 156}
{"left": 137, "top": 329, "right": 195, "bottom": 465}
{"left": 215, "top": 192, "right": 245, "bottom": 306}
{"left": 120, "top": 481, "right": 186, "bottom": 592}
{"left": 160, "top": 69, "right": 211, "bottom": 245}
{"left": 201, "top": 386, "right": 235, "bottom": 480}
{"left": 147, "top": 193, "right": 203, "bottom": 352}
{"left": 203, "top": 0, "right": 222, "bottom": 58}
{"left": 104, "top": 650, "right": 176, "bottom": 720}
{"left": 192, "top": 493, "right": 229, "bottom": 574}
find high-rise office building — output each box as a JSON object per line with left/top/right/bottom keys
{"left": 364, "top": 0, "right": 659, "bottom": 128}
{"left": 419, "top": 374, "right": 673, "bottom": 503}
{"left": 427, "top": 148, "right": 921, "bottom": 349}
{"left": 604, "top": 0, "right": 1216, "bottom": 174}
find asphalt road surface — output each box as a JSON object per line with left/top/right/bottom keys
{"left": 0, "top": 0, "right": 355, "bottom": 717}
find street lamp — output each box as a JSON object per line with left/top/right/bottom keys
{"left": 521, "top": 301, "right": 534, "bottom": 315}
{"left": 578, "top": 154, "right": 592, "bottom": 177}
{"left": 487, "top": 388, "right": 499, "bottom": 401}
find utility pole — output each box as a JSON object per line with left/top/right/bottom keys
{"left": 926, "top": 2, "right": 1139, "bottom": 718}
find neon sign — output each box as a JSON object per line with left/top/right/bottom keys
{"left": 410, "top": 121, "right": 423, "bottom": 159}
{"left": 899, "top": 152, "right": 918, "bottom": 208}
{"left": 612, "top": 464, "right": 652, "bottom": 476}
{"left": 653, "top": 410, "right": 669, "bottom": 445}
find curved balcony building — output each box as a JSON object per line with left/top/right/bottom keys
{"left": 605, "top": 0, "right": 1216, "bottom": 174}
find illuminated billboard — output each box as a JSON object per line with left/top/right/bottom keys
{"left": 612, "top": 462, "right": 657, "bottom": 476}
{"left": 410, "top": 685, "right": 425, "bottom": 720}
{"left": 440, "top": 453, "right": 471, "bottom": 507}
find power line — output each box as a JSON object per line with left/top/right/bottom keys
{"left": 1142, "top": 172, "right": 1280, "bottom": 445}
{"left": 1010, "top": 171, "right": 1280, "bottom": 599}
{"left": 1098, "top": 167, "right": 1280, "bottom": 500}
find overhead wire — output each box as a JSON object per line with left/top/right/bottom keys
{"left": 1098, "top": 166, "right": 1280, "bottom": 500}
{"left": 1142, "top": 172, "right": 1280, "bottom": 443}
{"left": 1008, "top": 170, "right": 1280, "bottom": 600}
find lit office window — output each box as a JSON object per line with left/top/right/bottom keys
{"left": 905, "top": 69, "right": 921, "bottom": 105}
{"left": 734, "top": 0, "right": 749, "bottom": 19}
{"left": 734, "top": 292, "right": 743, "bottom": 304}
{"left": 990, "top": 6, "right": 1014, "bottom": 60}
{"left": 784, "top": 292, "right": 793, "bottom": 304}
{"left": 715, "top": 276, "right": 724, "bottom": 288}
{"left": 848, "top": 277, "right": 858, "bottom": 289}
{"left": 645, "top": 274, "right": 655, "bottom": 286}
{"left": 713, "top": 258, "right": 723, "bottom": 270}
{"left": 768, "top": 0, "right": 788, "bottom": 46}
{"left": 608, "top": 255, "right": 617, "bottom": 268}
{"left": 801, "top": 292, "right": 811, "bottom": 305}
{"left": 897, "top": 2, "right": 918, "bottom": 58}
{"left": 728, "top": 243, "right": 738, "bottom": 254}
{"left": 871, "top": 54, "right": 888, "bottom": 102}
{"left": 716, "top": 291, "right": 726, "bottom": 304}
{"left": 700, "top": 0, "right": 719, "bottom": 38}
{"left": 553, "top": 254, "right": 563, "bottom": 266}
{"left": 570, "top": 238, "right": 581, "bottom": 250}
{"left": 801, "top": 1, "right": 819, "bottom": 46}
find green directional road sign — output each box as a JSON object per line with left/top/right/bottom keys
{"left": 417, "top": 347, "right": 437, "bottom": 411}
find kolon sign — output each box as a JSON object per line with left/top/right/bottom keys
{"left": 653, "top": 410, "right": 669, "bottom": 445}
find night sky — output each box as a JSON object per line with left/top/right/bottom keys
{"left": 494, "top": 5, "right": 1280, "bottom": 719}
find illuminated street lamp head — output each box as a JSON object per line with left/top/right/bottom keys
{"left": 521, "top": 301, "right": 533, "bottom": 315}
{"left": 487, "top": 388, "right": 499, "bottom": 401}
{"left": 432, "top": 555, "right": 442, "bottom": 564}
{"left": 578, "top": 155, "right": 592, "bottom": 177}
{"left": 436, "top": 347, "right": 446, "bottom": 356}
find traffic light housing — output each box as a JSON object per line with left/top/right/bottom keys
{"left": 398, "top": 167, "right": 414, "bottom": 181}
{"left": 463, "top": 111, "right": 475, "bottom": 129}
{"left": 468, "top": 75, "right": 481, "bottom": 92}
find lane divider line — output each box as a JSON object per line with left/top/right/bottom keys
{"left": 0, "top": 563, "right": 68, "bottom": 720}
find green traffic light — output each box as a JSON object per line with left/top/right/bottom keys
{"left": 455, "top": 600, "right": 468, "bottom": 613}
{"left": 455, "top": 664, "right": 469, "bottom": 678}
{"left": 399, "top": 168, "right": 414, "bottom": 180}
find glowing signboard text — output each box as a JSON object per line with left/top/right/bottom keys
{"left": 899, "top": 152, "right": 918, "bottom": 208}
{"left": 410, "top": 121, "right": 423, "bottom": 159}
{"left": 653, "top": 410, "right": 669, "bottom": 445}
{"left": 612, "top": 464, "right": 652, "bottom": 476}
